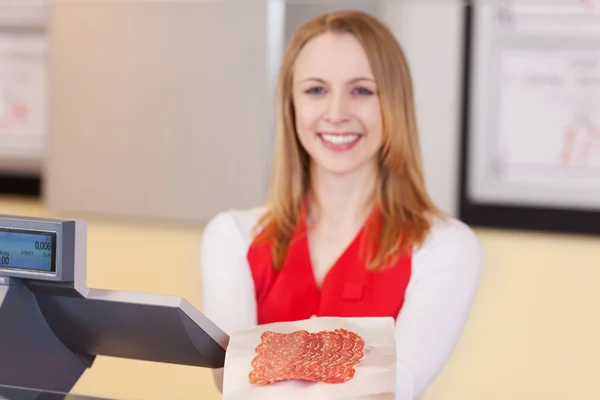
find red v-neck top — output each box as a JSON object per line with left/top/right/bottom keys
{"left": 247, "top": 208, "right": 412, "bottom": 325}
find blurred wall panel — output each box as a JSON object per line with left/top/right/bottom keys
{"left": 284, "top": 0, "right": 380, "bottom": 45}
{"left": 378, "top": 1, "right": 464, "bottom": 217}
{"left": 45, "top": 0, "right": 272, "bottom": 224}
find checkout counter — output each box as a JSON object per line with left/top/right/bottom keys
{"left": 0, "top": 214, "right": 228, "bottom": 399}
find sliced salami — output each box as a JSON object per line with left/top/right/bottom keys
{"left": 248, "top": 328, "right": 365, "bottom": 385}
{"left": 248, "top": 330, "right": 311, "bottom": 385}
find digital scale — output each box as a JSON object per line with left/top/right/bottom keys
{"left": 0, "top": 214, "right": 229, "bottom": 399}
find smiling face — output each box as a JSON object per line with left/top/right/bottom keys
{"left": 265, "top": 11, "right": 439, "bottom": 272}
{"left": 292, "top": 32, "right": 383, "bottom": 178}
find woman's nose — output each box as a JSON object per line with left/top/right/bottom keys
{"left": 323, "top": 93, "right": 350, "bottom": 123}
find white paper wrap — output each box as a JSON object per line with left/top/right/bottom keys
{"left": 222, "top": 316, "right": 397, "bottom": 400}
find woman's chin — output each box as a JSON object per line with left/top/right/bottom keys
{"left": 312, "top": 158, "right": 376, "bottom": 178}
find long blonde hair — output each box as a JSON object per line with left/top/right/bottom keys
{"left": 254, "top": 10, "right": 443, "bottom": 271}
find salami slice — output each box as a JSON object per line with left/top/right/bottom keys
{"left": 249, "top": 330, "right": 311, "bottom": 385}
{"left": 248, "top": 328, "right": 365, "bottom": 385}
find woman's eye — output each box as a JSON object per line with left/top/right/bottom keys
{"left": 305, "top": 86, "right": 325, "bottom": 95}
{"left": 354, "top": 87, "right": 374, "bottom": 95}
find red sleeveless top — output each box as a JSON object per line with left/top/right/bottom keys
{"left": 247, "top": 207, "right": 412, "bottom": 325}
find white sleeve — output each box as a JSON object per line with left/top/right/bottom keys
{"left": 394, "top": 220, "right": 483, "bottom": 399}
{"left": 200, "top": 211, "right": 257, "bottom": 335}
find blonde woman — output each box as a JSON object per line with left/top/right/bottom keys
{"left": 201, "top": 10, "right": 482, "bottom": 399}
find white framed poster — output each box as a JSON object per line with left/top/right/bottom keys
{"left": 0, "top": 33, "right": 47, "bottom": 175}
{"left": 0, "top": 1, "right": 47, "bottom": 196}
{"left": 459, "top": 0, "right": 600, "bottom": 234}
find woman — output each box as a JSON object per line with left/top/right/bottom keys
{"left": 200, "top": 10, "right": 482, "bottom": 399}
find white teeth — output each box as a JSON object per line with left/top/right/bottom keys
{"left": 320, "top": 133, "right": 360, "bottom": 145}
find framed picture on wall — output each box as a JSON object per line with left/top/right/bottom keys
{"left": 459, "top": 0, "right": 600, "bottom": 235}
{"left": 0, "top": 1, "right": 47, "bottom": 197}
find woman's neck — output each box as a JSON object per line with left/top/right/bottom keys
{"left": 308, "top": 162, "right": 378, "bottom": 232}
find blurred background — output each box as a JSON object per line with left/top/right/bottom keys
{"left": 1, "top": 0, "right": 600, "bottom": 399}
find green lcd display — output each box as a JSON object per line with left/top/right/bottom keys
{"left": 0, "top": 227, "right": 57, "bottom": 273}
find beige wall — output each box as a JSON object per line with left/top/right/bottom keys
{"left": 3, "top": 195, "right": 600, "bottom": 399}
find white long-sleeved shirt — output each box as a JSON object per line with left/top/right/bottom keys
{"left": 200, "top": 207, "right": 483, "bottom": 399}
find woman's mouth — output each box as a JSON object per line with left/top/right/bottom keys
{"left": 317, "top": 132, "right": 363, "bottom": 152}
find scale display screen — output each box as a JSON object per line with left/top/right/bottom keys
{"left": 0, "top": 227, "right": 56, "bottom": 273}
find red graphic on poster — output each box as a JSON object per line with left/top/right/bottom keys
{"left": 0, "top": 92, "right": 30, "bottom": 135}
{"left": 559, "top": 119, "right": 600, "bottom": 166}
{"left": 578, "top": 0, "right": 595, "bottom": 11}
